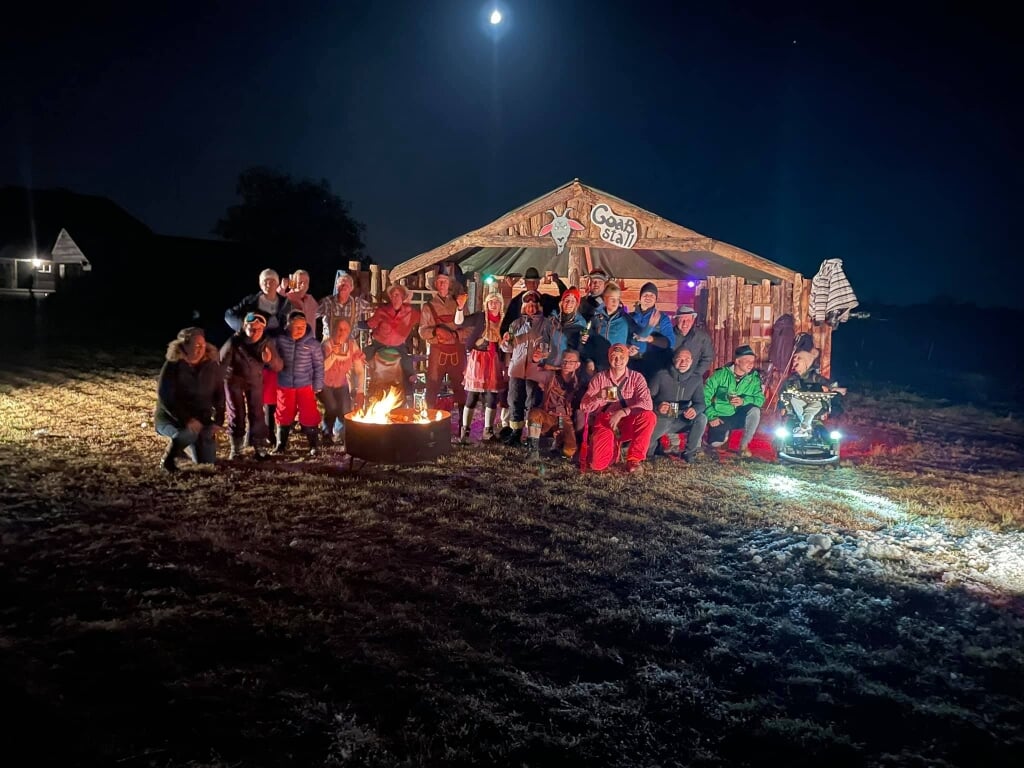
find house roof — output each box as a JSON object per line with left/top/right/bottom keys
{"left": 390, "top": 179, "right": 799, "bottom": 283}
{"left": 0, "top": 186, "right": 153, "bottom": 266}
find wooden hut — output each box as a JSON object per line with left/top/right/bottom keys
{"left": 390, "top": 179, "right": 835, "bottom": 377}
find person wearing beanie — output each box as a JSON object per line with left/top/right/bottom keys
{"left": 580, "top": 268, "right": 610, "bottom": 321}
{"left": 702, "top": 344, "right": 764, "bottom": 458}
{"left": 319, "top": 269, "right": 371, "bottom": 342}
{"left": 219, "top": 311, "right": 284, "bottom": 460}
{"left": 628, "top": 281, "right": 675, "bottom": 380}
{"left": 455, "top": 289, "right": 508, "bottom": 442}
{"left": 578, "top": 343, "right": 656, "bottom": 474}
{"left": 155, "top": 327, "right": 225, "bottom": 472}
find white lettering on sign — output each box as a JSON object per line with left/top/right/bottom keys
{"left": 590, "top": 203, "right": 638, "bottom": 248}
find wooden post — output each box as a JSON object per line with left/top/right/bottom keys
{"left": 425, "top": 268, "right": 437, "bottom": 291}
{"left": 568, "top": 246, "right": 583, "bottom": 288}
{"left": 370, "top": 264, "right": 382, "bottom": 302}
{"left": 381, "top": 269, "right": 390, "bottom": 298}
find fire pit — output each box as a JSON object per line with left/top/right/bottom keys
{"left": 344, "top": 388, "right": 452, "bottom": 466}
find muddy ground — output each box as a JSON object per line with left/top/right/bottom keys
{"left": 1, "top": 347, "right": 1022, "bottom": 767}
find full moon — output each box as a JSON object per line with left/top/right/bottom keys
{"left": 490, "top": 9, "right": 502, "bottom": 25}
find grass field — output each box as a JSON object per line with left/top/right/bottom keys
{"left": 1, "top": 347, "right": 1023, "bottom": 767}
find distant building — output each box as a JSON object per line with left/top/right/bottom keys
{"left": 0, "top": 186, "right": 250, "bottom": 301}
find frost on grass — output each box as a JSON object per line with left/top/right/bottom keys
{"left": 1, "top": 348, "right": 1022, "bottom": 766}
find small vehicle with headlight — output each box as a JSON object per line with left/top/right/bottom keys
{"left": 773, "top": 390, "right": 842, "bottom": 466}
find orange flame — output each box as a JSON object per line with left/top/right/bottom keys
{"left": 350, "top": 386, "right": 405, "bottom": 424}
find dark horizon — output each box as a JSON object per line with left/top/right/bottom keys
{"left": 2, "top": 1, "right": 1019, "bottom": 308}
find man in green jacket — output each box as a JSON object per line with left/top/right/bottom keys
{"left": 703, "top": 345, "right": 764, "bottom": 458}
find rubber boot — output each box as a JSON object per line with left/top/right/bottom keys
{"left": 270, "top": 425, "right": 291, "bottom": 455}
{"left": 160, "top": 441, "right": 178, "bottom": 473}
{"left": 321, "top": 425, "right": 334, "bottom": 447}
{"left": 265, "top": 405, "right": 277, "bottom": 449}
{"left": 303, "top": 426, "right": 320, "bottom": 457}
{"left": 525, "top": 436, "right": 540, "bottom": 458}
{"left": 229, "top": 435, "right": 245, "bottom": 460}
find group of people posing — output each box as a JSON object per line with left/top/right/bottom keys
{"left": 154, "top": 265, "right": 775, "bottom": 475}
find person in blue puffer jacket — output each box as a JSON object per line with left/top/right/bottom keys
{"left": 581, "top": 282, "right": 641, "bottom": 374}
{"left": 273, "top": 311, "right": 325, "bottom": 456}
{"left": 629, "top": 282, "right": 675, "bottom": 381}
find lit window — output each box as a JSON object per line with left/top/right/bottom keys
{"left": 38, "top": 263, "right": 53, "bottom": 274}
{"left": 751, "top": 304, "right": 772, "bottom": 338}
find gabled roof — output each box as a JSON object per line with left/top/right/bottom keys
{"left": 0, "top": 186, "right": 152, "bottom": 265}
{"left": 390, "top": 179, "right": 799, "bottom": 283}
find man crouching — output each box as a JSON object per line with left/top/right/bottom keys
{"left": 525, "top": 349, "right": 586, "bottom": 459}
{"left": 647, "top": 347, "right": 707, "bottom": 463}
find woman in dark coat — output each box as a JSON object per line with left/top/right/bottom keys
{"left": 155, "top": 327, "right": 225, "bottom": 472}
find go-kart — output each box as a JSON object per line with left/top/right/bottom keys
{"left": 773, "top": 390, "right": 842, "bottom": 467}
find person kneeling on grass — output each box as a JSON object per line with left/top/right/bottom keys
{"left": 579, "top": 343, "right": 656, "bottom": 474}
{"left": 273, "top": 311, "right": 325, "bottom": 456}
{"left": 703, "top": 344, "right": 764, "bottom": 458}
{"left": 220, "top": 311, "right": 283, "bottom": 460}
{"left": 646, "top": 347, "right": 707, "bottom": 463}
{"left": 155, "top": 327, "right": 225, "bottom": 472}
{"left": 526, "top": 349, "right": 587, "bottom": 459}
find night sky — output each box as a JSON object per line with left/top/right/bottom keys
{"left": 2, "top": 1, "right": 1019, "bottom": 307}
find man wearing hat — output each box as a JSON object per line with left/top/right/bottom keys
{"left": 419, "top": 272, "right": 468, "bottom": 418}
{"left": 578, "top": 343, "right": 656, "bottom": 474}
{"left": 366, "top": 283, "right": 421, "bottom": 398}
{"left": 500, "top": 267, "right": 566, "bottom": 334}
{"left": 648, "top": 304, "right": 715, "bottom": 378}
{"left": 219, "top": 311, "right": 283, "bottom": 460}
{"left": 702, "top": 344, "right": 764, "bottom": 458}
{"left": 580, "top": 268, "right": 610, "bottom": 322}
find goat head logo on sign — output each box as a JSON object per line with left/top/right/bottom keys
{"left": 538, "top": 208, "right": 585, "bottom": 254}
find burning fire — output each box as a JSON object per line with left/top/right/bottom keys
{"left": 349, "top": 386, "right": 445, "bottom": 424}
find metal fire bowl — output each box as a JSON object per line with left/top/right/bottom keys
{"left": 343, "top": 409, "right": 453, "bottom": 464}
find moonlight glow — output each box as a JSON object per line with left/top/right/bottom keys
{"left": 490, "top": 9, "right": 502, "bottom": 24}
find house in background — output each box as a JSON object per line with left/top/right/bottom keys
{"left": 0, "top": 186, "right": 153, "bottom": 298}
{"left": 0, "top": 186, "right": 258, "bottom": 342}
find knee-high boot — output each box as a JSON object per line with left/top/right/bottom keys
{"left": 270, "top": 425, "right": 291, "bottom": 455}
{"left": 459, "top": 406, "right": 472, "bottom": 443}
{"left": 302, "top": 426, "right": 320, "bottom": 457}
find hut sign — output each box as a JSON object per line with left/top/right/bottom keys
{"left": 590, "top": 203, "right": 637, "bottom": 248}
{"left": 538, "top": 208, "right": 585, "bottom": 254}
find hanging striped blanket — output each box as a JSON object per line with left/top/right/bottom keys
{"left": 810, "top": 259, "right": 859, "bottom": 327}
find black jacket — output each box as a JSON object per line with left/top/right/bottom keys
{"left": 155, "top": 339, "right": 225, "bottom": 429}
{"left": 648, "top": 366, "right": 706, "bottom": 415}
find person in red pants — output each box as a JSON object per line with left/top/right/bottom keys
{"left": 579, "top": 343, "right": 656, "bottom": 474}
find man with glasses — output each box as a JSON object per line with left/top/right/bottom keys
{"left": 525, "top": 349, "right": 586, "bottom": 460}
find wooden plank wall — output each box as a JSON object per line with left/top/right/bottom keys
{"left": 696, "top": 276, "right": 833, "bottom": 377}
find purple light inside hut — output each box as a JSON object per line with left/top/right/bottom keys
{"left": 687, "top": 280, "right": 696, "bottom": 288}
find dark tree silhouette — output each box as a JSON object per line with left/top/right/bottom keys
{"left": 215, "top": 167, "right": 369, "bottom": 289}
